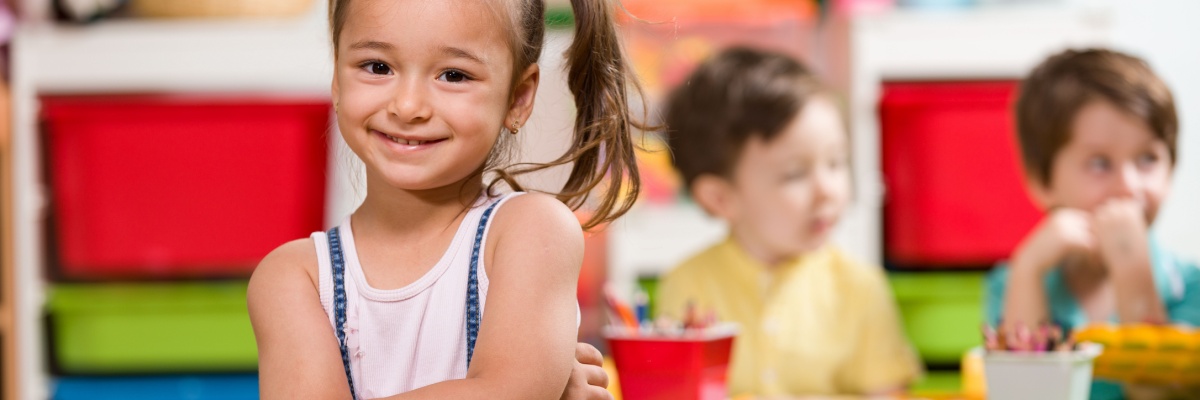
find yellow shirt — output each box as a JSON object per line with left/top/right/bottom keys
{"left": 656, "top": 238, "right": 923, "bottom": 397}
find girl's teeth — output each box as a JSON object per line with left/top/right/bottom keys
{"left": 386, "top": 134, "right": 426, "bottom": 146}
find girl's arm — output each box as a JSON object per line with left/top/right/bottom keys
{"left": 249, "top": 239, "right": 355, "bottom": 400}
{"left": 382, "top": 193, "right": 583, "bottom": 400}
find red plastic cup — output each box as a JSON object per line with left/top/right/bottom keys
{"left": 605, "top": 327, "right": 736, "bottom": 400}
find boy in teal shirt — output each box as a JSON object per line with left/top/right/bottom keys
{"left": 984, "top": 48, "right": 1200, "bottom": 399}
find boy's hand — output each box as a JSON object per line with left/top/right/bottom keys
{"left": 1092, "top": 199, "right": 1150, "bottom": 271}
{"left": 1092, "top": 198, "right": 1166, "bottom": 324}
{"left": 1014, "top": 208, "right": 1096, "bottom": 277}
{"left": 560, "top": 342, "right": 613, "bottom": 400}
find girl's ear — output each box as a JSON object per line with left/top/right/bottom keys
{"left": 331, "top": 75, "right": 340, "bottom": 111}
{"left": 691, "top": 174, "right": 738, "bottom": 221}
{"left": 506, "top": 64, "right": 541, "bottom": 128}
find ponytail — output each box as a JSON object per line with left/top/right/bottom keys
{"left": 494, "top": 0, "right": 652, "bottom": 230}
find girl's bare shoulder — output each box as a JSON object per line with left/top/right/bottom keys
{"left": 249, "top": 238, "right": 321, "bottom": 300}
{"left": 484, "top": 192, "right": 584, "bottom": 269}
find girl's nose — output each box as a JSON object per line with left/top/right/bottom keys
{"left": 388, "top": 78, "right": 433, "bottom": 124}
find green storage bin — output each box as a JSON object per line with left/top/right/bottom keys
{"left": 889, "top": 272, "right": 984, "bottom": 365}
{"left": 49, "top": 282, "right": 257, "bottom": 373}
{"left": 910, "top": 370, "right": 962, "bottom": 396}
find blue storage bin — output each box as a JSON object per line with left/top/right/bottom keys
{"left": 54, "top": 375, "right": 258, "bottom": 400}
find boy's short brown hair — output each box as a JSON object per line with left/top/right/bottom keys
{"left": 664, "top": 46, "right": 822, "bottom": 188}
{"left": 1016, "top": 48, "right": 1178, "bottom": 185}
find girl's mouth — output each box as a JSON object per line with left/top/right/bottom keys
{"left": 374, "top": 130, "right": 447, "bottom": 148}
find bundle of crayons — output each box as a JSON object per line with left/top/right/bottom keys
{"left": 982, "top": 322, "right": 1078, "bottom": 352}
{"left": 604, "top": 285, "right": 720, "bottom": 336}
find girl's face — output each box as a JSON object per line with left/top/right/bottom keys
{"left": 1033, "top": 100, "right": 1173, "bottom": 223}
{"left": 332, "top": 0, "right": 528, "bottom": 191}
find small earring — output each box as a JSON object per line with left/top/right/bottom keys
{"left": 510, "top": 122, "right": 520, "bottom": 135}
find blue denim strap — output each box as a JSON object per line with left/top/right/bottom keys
{"left": 466, "top": 197, "right": 504, "bottom": 367}
{"left": 328, "top": 227, "right": 357, "bottom": 400}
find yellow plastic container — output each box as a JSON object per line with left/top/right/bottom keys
{"left": 1073, "top": 324, "right": 1200, "bottom": 385}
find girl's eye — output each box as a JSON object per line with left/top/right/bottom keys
{"left": 361, "top": 62, "right": 391, "bottom": 75}
{"left": 439, "top": 70, "right": 469, "bottom": 83}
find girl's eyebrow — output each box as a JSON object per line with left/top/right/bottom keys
{"left": 349, "top": 40, "right": 394, "bottom": 51}
{"left": 343, "top": 41, "right": 484, "bottom": 66}
{"left": 440, "top": 46, "right": 486, "bottom": 66}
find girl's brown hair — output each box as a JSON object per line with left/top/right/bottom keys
{"left": 329, "top": 0, "right": 648, "bottom": 230}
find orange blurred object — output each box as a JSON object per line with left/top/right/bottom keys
{"left": 961, "top": 350, "right": 986, "bottom": 400}
{"left": 603, "top": 357, "right": 623, "bottom": 400}
{"left": 618, "top": 0, "right": 819, "bottom": 102}
{"left": 620, "top": 0, "right": 817, "bottom": 25}
{"left": 604, "top": 286, "right": 640, "bottom": 330}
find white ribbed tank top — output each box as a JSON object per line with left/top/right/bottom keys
{"left": 314, "top": 193, "right": 521, "bottom": 398}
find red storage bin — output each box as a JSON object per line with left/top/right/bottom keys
{"left": 42, "top": 95, "right": 330, "bottom": 280}
{"left": 880, "top": 81, "right": 1041, "bottom": 266}
{"left": 606, "top": 329, "right": 735, "bottom": 400}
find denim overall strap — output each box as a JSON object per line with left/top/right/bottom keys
{"left": 466, "top": 197, "right": 504, "bottom": 367}
{"left": 328, "top": 227, "right": 358, "bottom": 400}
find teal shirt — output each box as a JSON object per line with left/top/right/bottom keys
{"left": 983, "top": 238, "right": 1200, "bottom": 400}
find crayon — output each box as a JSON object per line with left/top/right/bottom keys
{"left": 603, "top": 285, "right": 639, "bottom": 329}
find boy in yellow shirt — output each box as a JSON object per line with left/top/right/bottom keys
{"left": 656, "top": 47, "right": 922, "bottom": 397}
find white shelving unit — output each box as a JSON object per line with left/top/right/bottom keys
{"left": 14, "top": 20, "right": 332, "bottom": 95}
{"left": 9, "top": 6, "right": 333, "bottom": 399}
